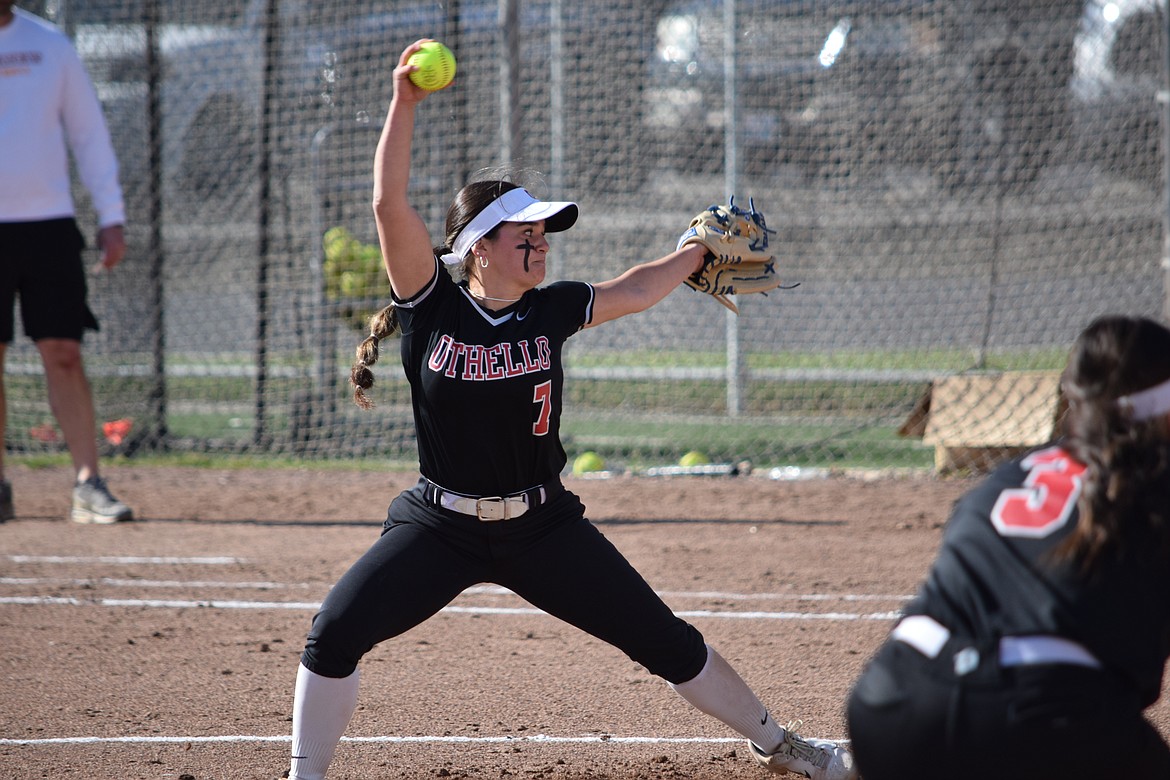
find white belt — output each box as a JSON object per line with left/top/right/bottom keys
{"left": 439, "top": 492, "right": 531, "bottom": 521}
{"left": 427, "top": 479, "right": 551, "bottom": 521}
{"left": 893, "top": 614, "right": 1101, "bottom": 669}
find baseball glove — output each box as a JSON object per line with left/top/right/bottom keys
{"left": 677, "top": 197, "right": 789, "bottom": 314}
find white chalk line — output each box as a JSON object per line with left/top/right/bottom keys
{"left": 2, "top": 573, "right": 910, "bottom": 607}
{"left": 0, "top": 576, "right": 302, "bottom": 589}
{"left": 1, "top": 561, "right": 909, "bottom": 618}
{"left": 0, "top": 560, "right": 865, "bottom": 751}
{"left": 0, "top": 734, "right": 747, "bottom": 747}
{"left": 0, "top": 594, "right": 902, "bottom": 621}
{"left": 5, "top": 554, "right": 244, "bottom": 564}
{"left": 3, "top": 558, "right": 911, "bottom": 599}
{"left": 3, "top": 558, "right": 911, "bottom": 601}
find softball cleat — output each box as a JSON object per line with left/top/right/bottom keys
{"left": 748, "top": 723, "right": 857, "bottom": 780}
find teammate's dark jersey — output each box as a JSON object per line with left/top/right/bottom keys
{"left": 904, "top": 443, "right": 1170, "bottom": 706}
{"left": 393, "top": 259, "right": 594, "bottom": 497}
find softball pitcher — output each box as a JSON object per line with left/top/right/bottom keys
{"left": 286, "top": 39, "right": 855, "bottom": 780}
{"left": 848, "top": 314, "right": 1170, "bottom": 779}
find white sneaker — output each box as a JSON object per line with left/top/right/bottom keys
{"left": 71, "top": 476, "right": 134, "bottom": 524}
{"left": 748, "top": 723, "right": 857, "bottom": 780}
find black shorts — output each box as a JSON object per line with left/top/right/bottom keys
{"left": 0, "top": 218, "right": 100, "bottom": 344}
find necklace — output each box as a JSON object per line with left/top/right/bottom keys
{"left": 469, "top": 291, "right": 522, "bottom": 303}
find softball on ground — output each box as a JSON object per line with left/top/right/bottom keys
{"left": 407, "top": 41, "right": 456, "bottom": 91}
{"left": 679, "top": 450, "right": 709, "bottom": 468}
{"left": 572, "top": 451, "right": 605, "bottom": 475}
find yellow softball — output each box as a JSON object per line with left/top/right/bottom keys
{"left": 572, "top": 451, "right": 605, "bottom": 475}
{"left": 407, "top": 41, "right": 456, "bottom": 91}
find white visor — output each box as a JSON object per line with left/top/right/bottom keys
{"left": 1117, "top": 375, "right": 1170, "bottom": 421}
{"left": 440, "top": 188, "right": 578, "bottom": 266}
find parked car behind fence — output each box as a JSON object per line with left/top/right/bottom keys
{"left": 644, "top": 0, "right": 1083, "bottom": 190}
{"left": 45, "top": 0, "right": 655, "bottom": 225}
{"left": 1070, "top": 0, "right": 1166, "bottom": 188}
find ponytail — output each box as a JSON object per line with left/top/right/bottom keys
{"left": 350, "top": 303, "right": 400, "bottom": 409}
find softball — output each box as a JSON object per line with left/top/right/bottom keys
{"left": 407, "top": 41, "right": 456, "bottom": 91}
{"left": 572, "top": 451, "right": 605, "bottom": 475}
{"left": 679, "top": 450, "right": 709, "bottom": 468}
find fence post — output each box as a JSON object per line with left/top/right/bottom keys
{"left": 446, "top": 0, "right": 470, "bottom": 186}
{"left": 309, "top": 125, "right": 339, "bottom": 443}
{"left": 1162, "top": 2, "right": 1170, "bottom": 321}
{"left": 253, "top": 0, "right": 280, "bottom": 447}
{"left": 550, "top": 0, "right": 564, "bottom": 195}
{"left": 145, "top": 0, "right": 168, "bottom": 449}
{"left": 723, "top": 0, "right": 742, "bottom": 417}
{"left": 499, "top": 0, "right": 521, "bottom": 166}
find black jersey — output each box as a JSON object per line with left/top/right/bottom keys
{"left": 393, "top": 260, "right": 594, "bottom": 497}
{"left": 905, "top": 444, "right": 1170, "bottom": 706}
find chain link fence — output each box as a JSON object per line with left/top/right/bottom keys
{"left": 10, "top": 0, "right": 1169, "bottom": 472}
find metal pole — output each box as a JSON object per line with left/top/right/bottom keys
{"left": 309, "top": 126, "right": 337, "bottom": 420}
{"left": 145, "top": 0, "right": 167, "bottom": 449}
{"left": 254, "top": 0, "right": 279, "bottom": 446}
{"left": 723, "top": 0, "right": 742, "bottom": 417}
{"left": 977, "top": 188, "right": 1003, "bottom": 368}
{"left": 446, "top": 0, "right": 469, "bottom": 187}
{"left": 1161, "top": 4, "right": 1170, "bottom": 321}
{"left": 550, "top": 0, "right": 565, "bottom": 195}
{"left": 499, "top": 0, "right": 521, "bottom": 166}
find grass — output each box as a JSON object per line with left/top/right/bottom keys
{"left": 9, "top": 450, "right": 416, "bottom": 472}
{"left": 561, "top": 412, "right": 933, "bottom": 471}
{"left": 6, "top": 345, "right": 1062, "bottom": 472}
{"left": 566, "top": 346, "right": 1069, "bottom": 372}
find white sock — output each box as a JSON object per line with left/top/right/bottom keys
{"left": 289, "top": 663, "right": 360, "bottom": 780}
{"left": 669, "top": 644, "right": 786, "bottom": 754}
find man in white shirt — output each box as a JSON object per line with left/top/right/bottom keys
{"left": 0, "top": 0, "right": 134, "bottom": 524}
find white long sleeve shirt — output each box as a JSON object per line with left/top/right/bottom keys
{"left": 0, "top": 7, "right": 125, "bottom": 228}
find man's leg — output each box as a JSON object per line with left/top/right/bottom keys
{"left": 37, "top": 337, "right": 132, "bottom": 523}
{"left": 0, "top": 341, "right": 7, "bottom": 481}
{"left": 0, "top": 343, "right": 10, "bottom": 522}
{"left": 36, "top": 338, "right": 98, "bottom": 482}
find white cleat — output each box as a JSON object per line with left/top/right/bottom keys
{"left": 748, "top": 723, "right": 857, "bottom": 780}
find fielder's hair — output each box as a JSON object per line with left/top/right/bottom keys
{"left": 435, "top": 180, "right": 522, "bottom": 282}
{"left": 1056, "top": 314, "right": 1170, "bottom": 570}
{"left": 349, "top": 304, "right": 399, "bottom": 410}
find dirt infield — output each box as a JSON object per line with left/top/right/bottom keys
{"left": 2, "top": 464, "right": 1168, "bottom": 779}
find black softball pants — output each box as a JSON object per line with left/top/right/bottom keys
{"left": 847, "top": 636, "right": 1170, "bottom": 780}
{"left": 301, "top": 482, "right": 707, "bottom": 685}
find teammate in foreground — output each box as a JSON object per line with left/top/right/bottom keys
{"left": 287, "top": 39, "right": 854, "bottom": 780}
{"left": 847, "top": 314, "right": 1170, "bottom": 779}
{"left": 0, "top": 1, "right": 134, "bottom": 524}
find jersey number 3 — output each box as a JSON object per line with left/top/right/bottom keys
{"left": 990, "top": 447, "right": 1085, "bottom": 538}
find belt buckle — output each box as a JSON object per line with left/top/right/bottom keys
{"left": 476, "top": 496, "right": 508, "bottom": 521}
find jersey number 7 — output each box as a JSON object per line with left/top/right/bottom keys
{"left": 532, "top": 380, "right": 552, "bottom": 436}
